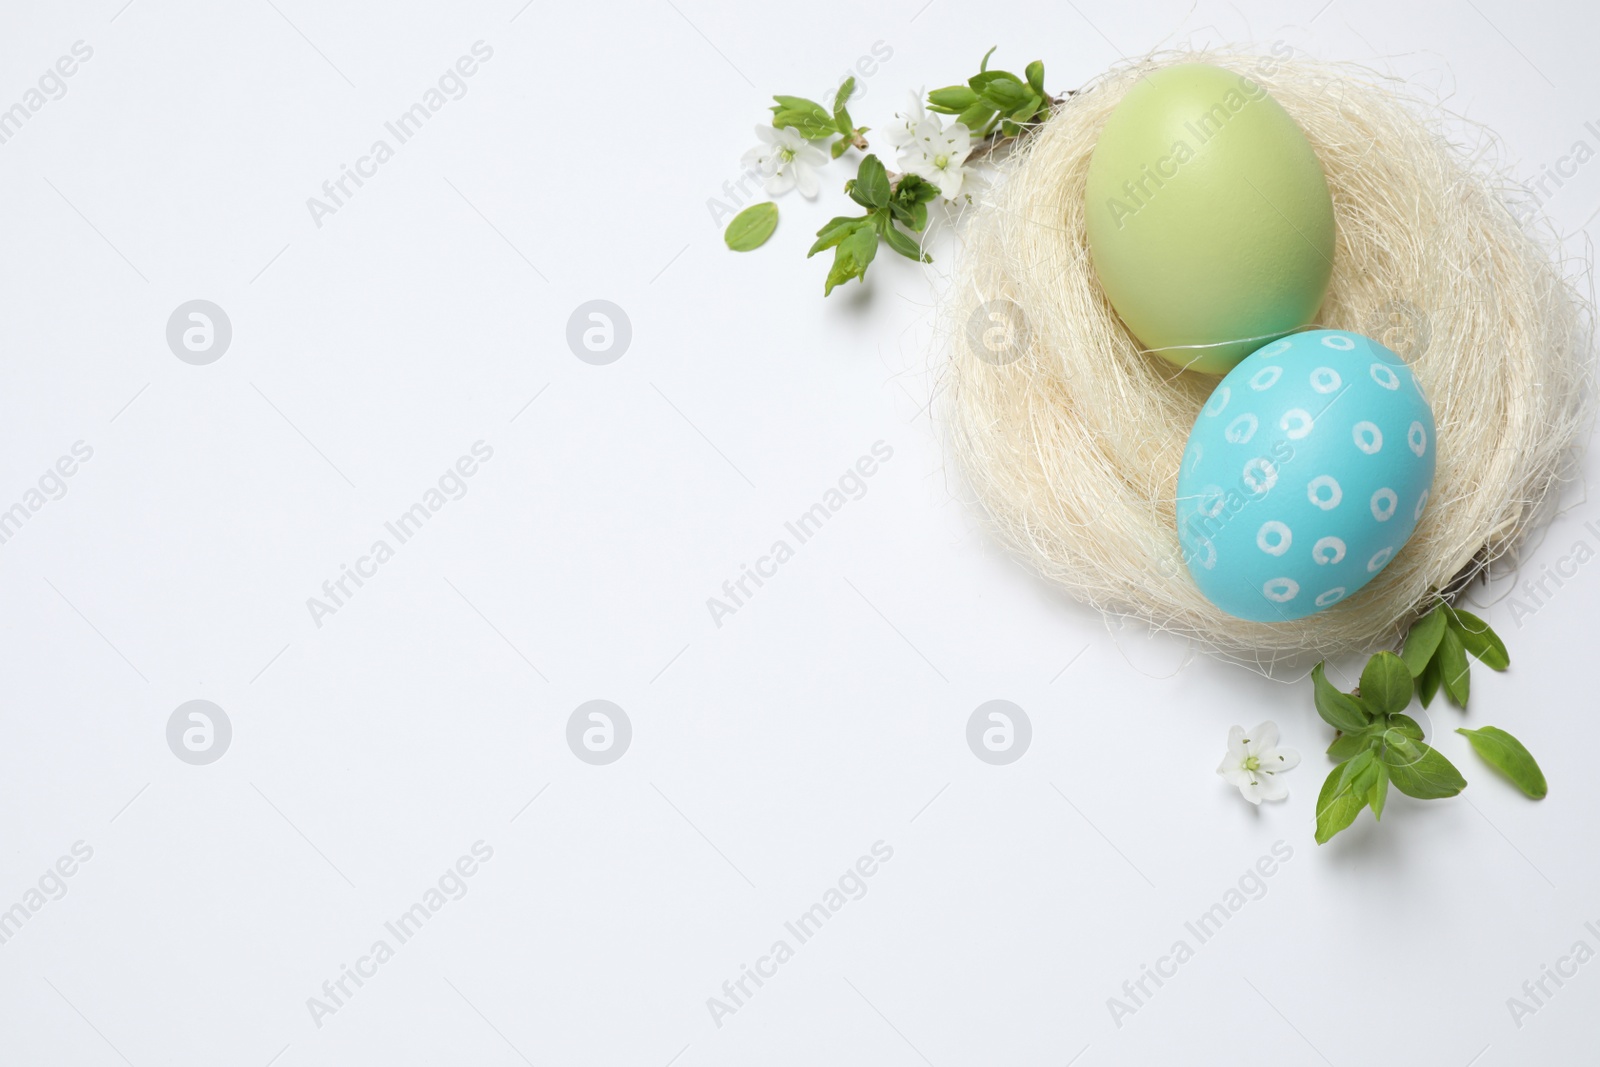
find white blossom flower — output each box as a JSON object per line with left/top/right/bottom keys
{"left": 742, "top": 125, "right": 828, "bottom": 198}
{"left": 1217, "top": 721, "right": 1300, "bottom": 804}
{"left": 900, "top": 117, "right": 975, "bottom": 201}
{"left": 886, "top": 89, "right": 929, "bottom": 148}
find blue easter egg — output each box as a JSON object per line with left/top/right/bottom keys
{"left": 1176, "top": 329, "right": 1436, "bottom": 622}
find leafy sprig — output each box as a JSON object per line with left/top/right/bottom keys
{"left": 1311, "top": 607, "right": 1543, "bottom": 845}
{"left": 927, "top": 47, "right": 1054, "bottom": 140}
{"left": 769, "top": 77, "right": 870, "bottom": 158}
{"left": 807, "top": 156, "right": 937, "bottom": 294}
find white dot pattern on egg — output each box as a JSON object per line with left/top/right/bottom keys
{"left": 1225, "top": 413, "right": 1258, "bottom": 444}
{"left": 1310, "top": 367, "right": 1342, "bottom": 393}
{"left": 1175, "top": 330, "right": 1437, "bottom": 622}
{"left": 1281, "top": 409, "right": 1314, "bottom": 439}
{"left": 1251, "top": 366, "right": 1283, "bottom": 391}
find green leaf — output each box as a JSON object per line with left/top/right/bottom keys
{"left": 772, "top": 113, "right": 835, "bottom": 139}
{"left": 956, "top": 101, "right": 998, "bottom": 133}
{"left": 831, "top": 137, "right": 851, "bottom": 159}
{"left": 849, "top": 155, "right": 891, "bottom": 210}
{"left": 1311, "top": 662, "right": 1372, "bottom": 733}
{"left": 723, "top": 202, "right": 778, "bottom": 252}
{"left": 832, "top": 77, "right": 856, "bottom": 131}
{"left": 1341, "top": 749, "right": 1378, "bottom": 793}
{"left": 1315, "top": 761, "right": 1366, "bottom": 844}
{"left": 876, "top": 214, "right": 928, "bottom": 262}
{"left": 1368, "top": 760, "right": 1391, "bottom": 819}
{"left": 1344, "top": 755, "right": 1382, "bottom": 812}
{"left": 1401, "top": 607, "right": 1448, "bottom": 677}
{"left": 772, "top": 95, "right": 823, "bottom": 112}
{"left": 976, "top": 73, "right": 1029, "bottom": 111}
{"left": 1381, "top": 738, "right": 1467, "bottom": 799}
{"left": 1448, "top": 608, "right": 1510, "bottom": 671}
{"left": 1457, "top": 726, "right": 1547, "bottom": 798}
{"left": 1360, "top": 651, "right": 1414, "bottom": 715}
{"left": 807, "top": 215, "right": 868, "bottom": 257}
{"left": 1417, "top": 655, "right": 1441, "bottom": 707}
{"left": 927, "top": 85, "right": 978, "bottom": 113}
{"left": 1326, "top": 731, "right": 1369, "bottom": 761}
{"left": 1386, "top": 712, "right": 1424, "bottom": 741}
{"left": 822, "top": 224, "right": 878, "bottom": 295}
{"left": 1025, "top": 59, "right": 1046, "bottom": 97}
{"left": 1438, "top": 626, "right": 1471, "bottom": 707}
{"left": 892, "top": 198, "right": 928, "bottom": 233}
{"left": 979, "top": 45, "right": 997, "bottom": 72}
{"left": 771, "top": 95, "right": 835, "bottom": 140}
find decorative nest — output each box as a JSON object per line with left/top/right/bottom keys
{"left": 942, "top": 48, "right": 1595, "bottom": 661}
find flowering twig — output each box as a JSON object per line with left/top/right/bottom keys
{"left": 723, "top": 47, "right": 1064, "bottom": 294}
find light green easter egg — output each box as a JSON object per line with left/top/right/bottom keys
{"left": 1084, "top": 63, "right": 1336, "bottom": 374}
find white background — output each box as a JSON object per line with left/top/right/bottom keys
{"left": 1, "top": 0, "right": 1597, "bottom": 1064}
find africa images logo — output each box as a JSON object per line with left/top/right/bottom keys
{"left": 305, "top": 42, "right": 494, "bottom": 229}
{"left": 705, "top": 841, "right": 894, "bottom": 1028}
